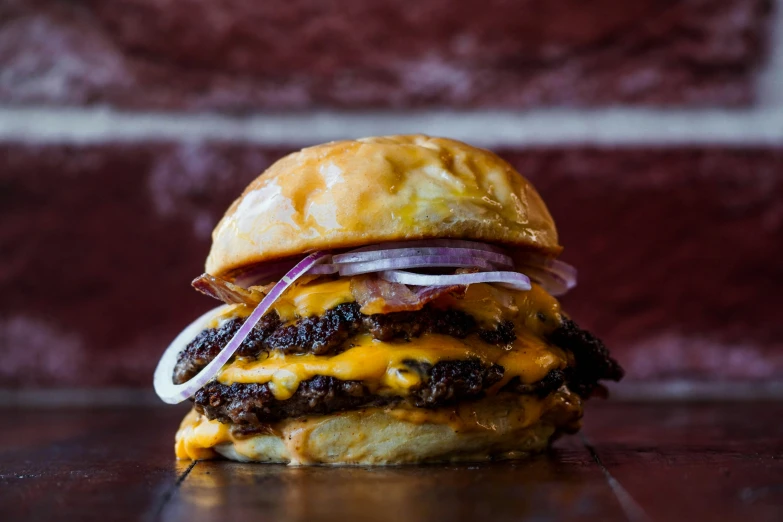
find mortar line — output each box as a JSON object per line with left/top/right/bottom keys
{"left": 757, "top": 0, "right": 783, "bottom": 104}
{"left": 0, "top": 106, "right": 782, "bottom": 146}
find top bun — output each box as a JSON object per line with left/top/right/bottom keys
{"left": 206, "top": 135, "right": 560, "bottom": 277}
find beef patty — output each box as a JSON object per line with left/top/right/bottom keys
{"left": 195, "top": 359, "right": 505, "bottom": 435}
{"left": 179, "top": 301, "right": 623, "bottom": 430}
{"left": 173, "top": 302, "right": 514, "bottom": 385}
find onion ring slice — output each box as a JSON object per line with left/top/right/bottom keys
{"left": 153, "top": 251, "right": 329, "bottom": 404}
{"left": 337, "top": 255, "right": 498, "bottom": 276}
{"left": 347, "top": 239, "right": 506, "bottom": 254}
{"left": 379, "top": 269, "right": 532, "bottom": 291}
{"left": 333, "top": 247, "right": 513, "bottom": 267}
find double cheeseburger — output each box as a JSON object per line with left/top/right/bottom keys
{"left": 154, "top": 135, "right": 623, "bottom": 465}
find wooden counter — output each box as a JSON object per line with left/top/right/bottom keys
{"left": 1, "top": 401, "right": 781, "bottom": 521}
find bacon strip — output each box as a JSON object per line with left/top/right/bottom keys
{"left": 350, "top": 274, "right": 466, "bottom": 315}
{"left": 194, "top": 272, "right": 466, "bottom": 314}
{"left": 191, "top": 273, "right": 269, "bottom": 305}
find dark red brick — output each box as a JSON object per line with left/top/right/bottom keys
{"left": 1, "top": 144, "right": 781, "bottom": 387}
{"left": 505, "top": 148, "right": 783, "bottom": 380}
{"left": 0, "top": 0, "right": 771, "bottom": 109}
{"left": 0, "top": 144, "right": 281, "bottom": 387}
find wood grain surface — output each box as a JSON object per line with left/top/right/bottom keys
{"left": 1, "top": 402, "right": 781, "bottom": 521}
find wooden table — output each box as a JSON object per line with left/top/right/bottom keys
{"left": 1, "top": 401, "right": 781, "bottom": 521}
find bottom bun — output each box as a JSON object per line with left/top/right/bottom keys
{"left": 176, "top": 389, "right": 583, "bottom": 466}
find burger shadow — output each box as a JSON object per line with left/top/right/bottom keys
{"left": 171, "top": 443, "right": 605, "bottom": 521}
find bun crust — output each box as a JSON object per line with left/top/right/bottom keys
{"left": 176, "top": 391, "right": 582, "bottom": 466}
{"left": 206, "top": 135, "right": 560, "bottom": 277}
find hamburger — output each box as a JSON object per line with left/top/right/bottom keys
{"left": 153, "top": 134, "right": 623, "bottom": 465}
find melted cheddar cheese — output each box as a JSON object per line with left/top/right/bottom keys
{"left": 271, "top": 278, "right": 354, "bottom": 322}
{"left": 208, "top": 278, "right": 356, "bottom": 327}
{"left": 213, "top": 280, "right": 567, "bottom": 401}
{"left": 220, "top": 332, "right": 565, "bottom": 400}
{"left": 176, "top": 409, "right": 231, "bottom": 460}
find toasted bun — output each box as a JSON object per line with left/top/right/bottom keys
{"left": 206, "top": 135, "right": 560, "bottom": 277}
{"left": 176, "top": 391, "right": 582, "bottom": 466}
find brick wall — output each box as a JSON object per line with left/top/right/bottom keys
{"left": 1, "top": 0, "right": 781, "bottom": 392}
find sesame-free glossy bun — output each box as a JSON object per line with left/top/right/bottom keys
{"left": 206, "top": 135, "right": 560, "bottom": 277}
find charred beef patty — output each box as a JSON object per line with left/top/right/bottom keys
{"left": 405, "top": 359, "right": 504, "bottom": 407}
{"left": 195, "top": 360, "right": 504, "bottom": 432}
{"left": 180, "top": 302, "right": 622, "bottom": 427}
{"left": 196, "top": 376, "right": 388, "bottom": 436}
{"left": 173, "top": 303, "right": 514, "bottom": 384}
{"left": 549, "top": 319, "right": 624, "bottom": 397}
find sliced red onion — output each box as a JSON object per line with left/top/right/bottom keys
{"left": 219, "top": 242, "right": 576, "bottom": 310}
{"left": 517, "top": 253, "right": 577, "bottom": 280}
{"left": 306, "top": 263, "right": 339, "bottom": 275}
{"left": 546, "top": 258, "right": 578, "bottom": 282}
{"left": 153, "top": 252, "right": 329, "bottom": 404}
{"left": 333, "top": 247, "right": 513, "bottom": 267}
{"left": 337, "top": 255, "right": 498, "bottom": 276}
{"left": 518, "top": 265, "right": 574, "bottom": 296}
{"left": 348, "top": 239, "right": 506, "bottom": 254}
{"left": 233, "top": 258, "right": 297, "bottom": 287}
{"left": 515, "top": 254, "right": 577, "bottom": 296}
{"left": 380, "top": 269, "right": 532, "bottom": 291}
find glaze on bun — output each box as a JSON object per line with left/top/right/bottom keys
{"left": 206, "top": 135, "right": 560, "bottom": 277}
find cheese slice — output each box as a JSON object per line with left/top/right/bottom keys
{"left": 271, "top": 278, "right": 354, "bottom": 322}
{"left": 220, "top": 332, "right": 566, "bottom": 400}
{"left": 207, "top": 278, "right": 356, "bottom": 327}
{"left": 175, "top": 409, "right": 231, "bottom": 460}
{"left": 214, "top": 278, "right": 560, "bottom": 328}
{"left": 214, "top": 281, "right": 568, "bottom": 400}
